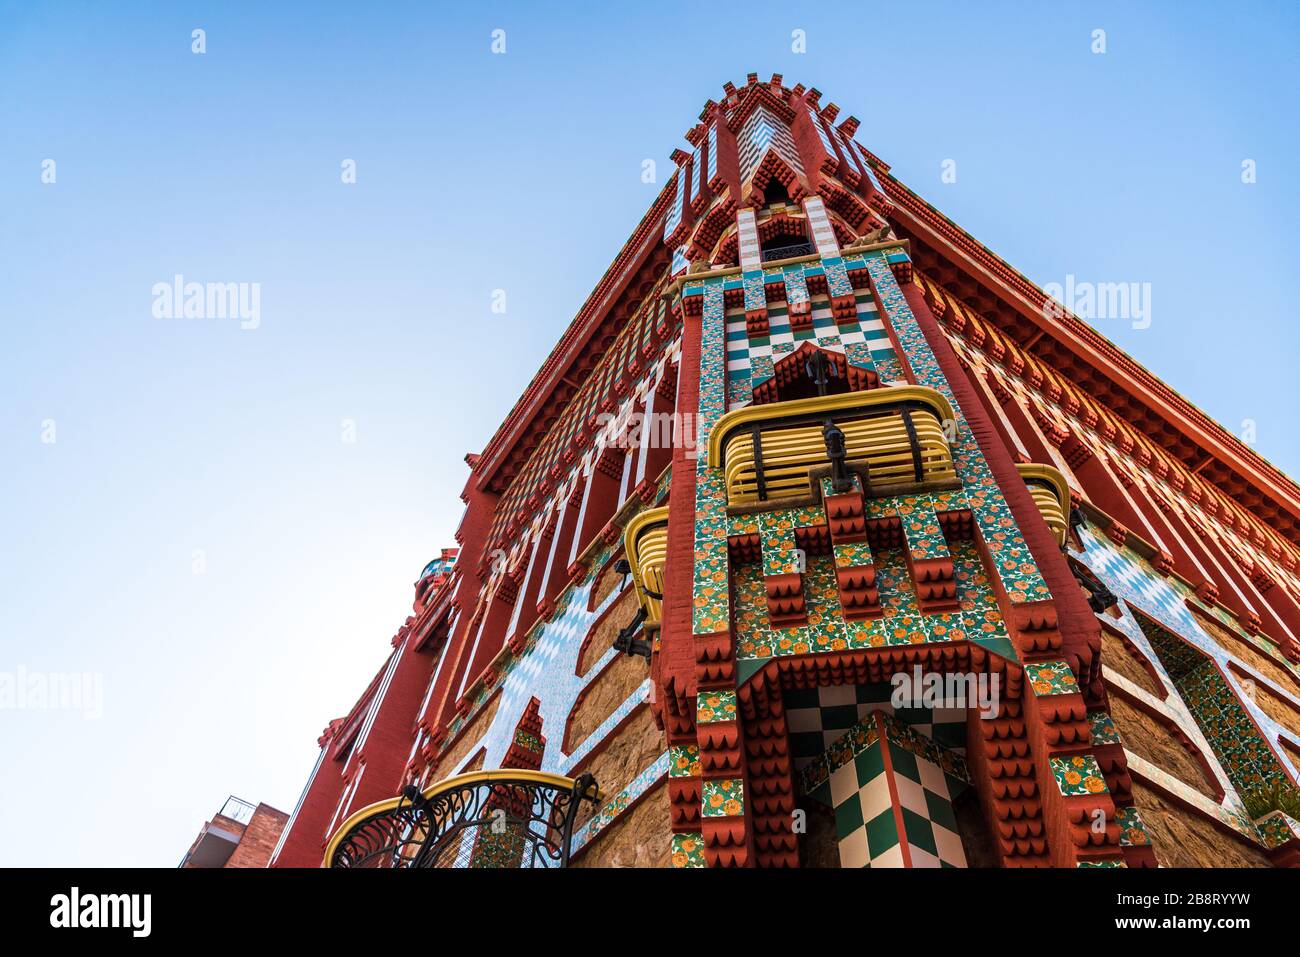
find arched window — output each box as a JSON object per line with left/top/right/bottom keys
{"left": 763, "top": 179, "right": 792, "bottom": 208}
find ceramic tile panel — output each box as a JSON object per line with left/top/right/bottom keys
{"left": 786, "top": 684, "right": 968, "bottom": 775}
{"left": 701, "top": 778, "right": 745, "bottom": 817}
{"left": 1026, "top": 661, "right": 1082, "bottom": 697}
{"left": 898, "top": 496, "right": 952, "bottom": 563}
{"left": 692, "top": 280, "right": 732, "bottom": 635}
{"left": 1051, "top": 754, "right": 1109, "bottom": 796}
{"left": 1256, "top": 812, "right": 1300, "bottom": 849}
{"left": 663, "top": 167, "right": 685, "bottom": 242}
{"left": 1088, "top": 710, "right": 1123, "bottom": 746}
{"left": 733, "top": 539, "right": 1011, "bottom": 663}
{"left": 737, "top": 104, "right": 804, "bottom": 184}
{"left": 697, "top": 689, "right": 738, "bottom": 724}
{"left": 669, "top": 743, "right": 701, "bottom": 778}
{"left": 802, "top": 196, "right": 841, "bottom": 257}
{"left": 782, "top": 265, "right": 810, "bottom": 309}
{"left": 671, "top": 831, "right": 708, "bottom": 868}
{"left": 1114, "top": 805, "right": 1153, "bottom": 848}
{"left": 1138, "top": 614, "right": 1291, "bottom": 793}
{"left": 736, "top": 208, "right": 762, "bottom": 272}
{"left": 742, "top": 269, "right": 766, "bottom": 313}
{"left": 758, "top": 509, "right": 803, "bottom": 576}
{"left": 801, "top": 712, "right": 968, "bottom": 867}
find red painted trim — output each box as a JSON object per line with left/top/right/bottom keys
{"left": 656, "top": 315, "right": 702, "bottom": 708}
{"left": 875, "top": 711, "right": 914, "bottom": 867}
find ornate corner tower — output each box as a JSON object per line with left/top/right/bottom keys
{"left": 275, "top": 74, "right": 1300, "bottom": 870}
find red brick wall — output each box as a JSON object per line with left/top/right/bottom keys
{"left": 225, "top": 804, "right": 290, "bottom": 869}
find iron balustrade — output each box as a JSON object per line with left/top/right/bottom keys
{"left": 217, "top": 795, "right": 257, "bottom": 825}
{"left": 760, "top": 242, "right": 815, "bottom": 263}
{"left": 324, "top": 770, "right": 599, "bottom": 869}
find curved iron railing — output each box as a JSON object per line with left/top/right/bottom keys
{"left": 761, "top": 242, "right": 815, "bottom": 263}
{"left": 324, "top": 769, "right": 600, "bottom": 869}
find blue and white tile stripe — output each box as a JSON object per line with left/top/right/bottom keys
{"left": 447, "top": 574, "right": 651, "bottom": 780}
{"left": 1072, "top": 524, "right": 1300, "bottom": 784}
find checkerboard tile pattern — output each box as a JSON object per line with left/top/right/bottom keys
{"left": 802, "top": 711, "right": 969, "bottom": 868}
{"left": 723, "top": 291, "right": 893, "bottom": 411}
{"left": 784, "top": 683, "right": 968, "bottom": 770}
{"left": 737, "top": 105, "right": 804, "bottom": 183}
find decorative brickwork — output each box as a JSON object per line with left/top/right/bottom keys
{"left": 280, "top": 74, "right": 1300, "bottom": 872}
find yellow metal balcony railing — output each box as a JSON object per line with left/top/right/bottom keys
{"left": 707, "top": 387, "right": 958, "bottom": 507}
{"left": 324, "top": 769, "right": 599, "bottom": 869}
{"left": 622, "top": 507, "right": 669, "bottom": 627}
{"left": 1017, "top": 462, "right": 1071, "bottom": 546}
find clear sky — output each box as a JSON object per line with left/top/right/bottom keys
{"left": 2, "top": 1, "right": 1297, "bottom": 866}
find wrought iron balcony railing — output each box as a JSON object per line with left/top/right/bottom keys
{"left": 760, "top": 242, "right": 815, "bottom": 263}
{"left": 1016, "top": 462, "right": 1071, "bottom": 546}
{"left": 623, "top": 507, "right": 669, "bottom": 628}
{"left": 324, "top": 769, "right": 599, "bottom": 869}
{"left": 217, "top": 795, "right": 257, "bottom": 825}
{"left": 708, "top": 387, "right": 959, "bottom": 507}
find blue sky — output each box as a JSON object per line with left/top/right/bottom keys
{"left": 1, "top": 1, "right": 1297, "bottom": 866}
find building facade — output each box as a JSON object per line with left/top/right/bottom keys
{"left": 270, "top": 76, "right": 1300, "bottom": 869}
{"left": 181, "top": 796, "right": 288, "bottom": 869}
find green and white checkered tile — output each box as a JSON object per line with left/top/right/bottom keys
{"left": 804, "top": 712, "right": 969, "bottom": 868}
{"left": 784, "top": 683, "right": 967, "bottom": 771}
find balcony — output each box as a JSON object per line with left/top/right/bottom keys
{"left": 1017, "top": 462, "right": 1071, "bottom": 546}
{"left": 708, "top": 387, "right": 958, "bottom": 507}
{"left": 622, "top": 507, "right": 669, "bottom": 627}
{"left": 177, "top": 796, "right": 257, "bottom": 868}
{"left": 761, "top": 241, "right": 815, "bottom": 263}
{"left": 325, "top": 769, "right": 599, "bottom": 869}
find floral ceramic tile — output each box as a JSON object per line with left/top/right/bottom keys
{"left": 701, "top": 778, "right": 745, "bottom": 817}
{"left": 1088, "top": 711, "right": 1123, "bottom": 747}
{"left": 1051, "top": 755, "right": 1109, "bottom": 796}
{"left": 697, "top": 690, "right": 738, "bottom": 724}
{"left": 1114, "top": 805, "right": 1152, "bottom": 847}
{"left": 1027, "top": 661, "right": 1081, "bottom": 696}
{"left": 669, "top": 744, "right": 701, "bottom": 779}
{"left": 671, "top": 832, "right": 708, "bottom": 868}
